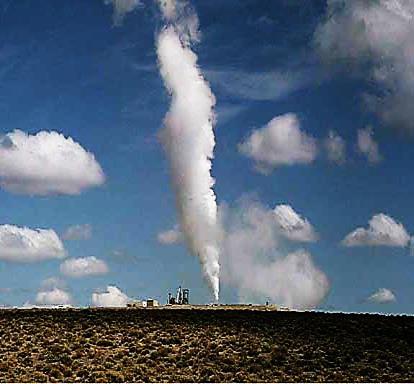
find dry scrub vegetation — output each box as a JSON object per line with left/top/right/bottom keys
{"left": 0, "top": 308, "right": 412, "bottom": 382}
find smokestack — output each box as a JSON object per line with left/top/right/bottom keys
{"left": 156, "top": 0, "right": 220, "bottom": 300}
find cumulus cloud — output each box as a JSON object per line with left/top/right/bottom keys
{"left": 0, "top": 130, "right": 105, "bottom": 195}
{"left": 60, "top": 256, "right": 109, "bottom": 278}
{"left": 220, "top": 199, "right": 329, "bottom": 309}
{"left": 367, "top": 288, "right": 396, "bottom": 304}
{"left": 0, "top": 224, "right": 66, "bottom": 262}
{"left": 273, "top": 204, "right": 318, "bottom": 243}
{"left": 342, "top": 213, "right": 410, "bottom": 247}
{"left": 62, "top": 224, "right": 92, "bottom": 241}
{"left": 104, "top": 0, "right": 142, "bottom": 26}
{"left": 35, "top": 288, "right": 72, "bottom": 306}
{"left": 357, "top": 127, "right": 382, "bottom": 164}
{"left": 35, "top": 277, "right": 72, "bottom": 305}
{"left": 324, "top": 130, "right": 346, "bottom": 164}
{"left": 238, "top": 114, "right": 317, "bottom": 173}
{"left": 91, "top": 285, "right": 129, "bottom": 307}
{"left": 157, "top": 226, "right": 183, "bottom": 245}
{"left": 314, "top": 0, "right": 414, "bottom": 132}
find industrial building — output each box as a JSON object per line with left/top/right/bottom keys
{"left": 167, "top": 286, "right": 189, "bottom": 305}
{"left": 126, "top": 286, "right": 189, "bottom": 308}
{"left": 127, "top": 300, "right": 144, "bottom": 308}
{"left": 127, "top": 299, "right": 159, "bottom": 308}
{"left": 146, "top": 298, "right": 159, "bottom": 307}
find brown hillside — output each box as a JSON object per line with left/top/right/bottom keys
{"left": 0, "top": 308, "right": 412, "bottom": 382}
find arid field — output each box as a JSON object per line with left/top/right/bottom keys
{"left": 0, "top": 307, "right": 412, "bottom": 382}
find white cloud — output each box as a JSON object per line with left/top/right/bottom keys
{"left": 273, "top": 204, "right": 318, "bottom": 243}
{"left": 91, "top": 285, "right": 129, "bottom": 307}
{"left": 342, "top": 213, "right": 410, "bottom": 247}
{"left": 315, "top": 0, "right": 414, "bottom": 132}
{"left": 104, "top": 0, "right": 142, "bottom": 26}
{"left": 157, "top": 226, "right": 182, "bottom": 245}
{"left": 35, "top": 288, "right": 72, "bottom": 306}
{"left": 238, "top": 113, "right": 317, "bottom": 173}
{"left": 220, "top": 199, "right": 329, "bottom": 309}
{"left": 357, "top": 127, "right": 382, "bottom": 164}
{"left": 367, "top": 288, "right": 396, "bottom": 304}
{"left": 324, "top": 130, "right": 346, "bottom": 164}
{"left": 0, "top": 224, "right": 66, "bottom": 262}
{"left": 62, "top": 224, "right": 92, "bottom": 241}
{"left": 0, "top": 130, "right": 105, "bottom": 195}
{"left": 60, "top": 256, "right": 109, "bottom": 278}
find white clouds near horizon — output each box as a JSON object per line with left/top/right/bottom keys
{"left": 35, "top": 288, "right": 72, "bottom": 306}
{"left": 60, "top": 257, "right": 109, "bottom": 278}
{"left": 0, "top": 224, "right": 66, "bottom": 262}
{"left": 367, "top": 288, "right": 396, "bottom": 304}
{"left": 35, "top": 288, "right": 72, "bottom": 305}
{"left": 24, "top": 278, "right": 72, "bottom": 307}
{"left": 91, "top": 285, "right": 129, "bottom": 307}
{"left": 342, "top": 214, "right": 410, "bottom": 247}
{"left": 0, "top": 130, "right": 105, "bottom": 196}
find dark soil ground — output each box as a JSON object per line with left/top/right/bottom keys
{"left": 0, "top": 308, "right": 412, "bottom": 382}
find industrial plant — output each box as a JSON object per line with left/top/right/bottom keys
{"left": 167, "top": 286, "right": 189, "bottom": 305}
{"left": 126, "top": 286, "right": 189, "bottom": 309}
{"left": 124, "top": 285, "right": 286, "bottom": 312}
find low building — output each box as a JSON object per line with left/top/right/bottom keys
{"left": 127, "top": 300, "right": 144, "bottom": 308}
{"left": 146, "top": 298, "right": 159, "bottom": 307}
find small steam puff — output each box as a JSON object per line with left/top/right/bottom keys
{"left": 156, "top": 0, "right": 220, "bottom": 300}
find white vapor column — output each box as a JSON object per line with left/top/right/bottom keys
{"left": 156, "top": 0, "right": 220, "bottom": 300}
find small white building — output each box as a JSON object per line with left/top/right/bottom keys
{"left": 127, "top": 300, "right": 144, "bottom": 308}
{"left": 145, "top": 298, "right": 159, "bottom": 307}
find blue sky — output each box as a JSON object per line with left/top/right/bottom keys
{"left": 0, "top": 0, "right": 413, "bottom": 313}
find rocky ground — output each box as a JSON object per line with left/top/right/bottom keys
{"left": 0, "top": 308, "right": 412, "bottom": 382}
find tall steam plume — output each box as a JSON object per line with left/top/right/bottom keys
{"left": 156, "top": 0, "right": 220, "bottom": 300}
